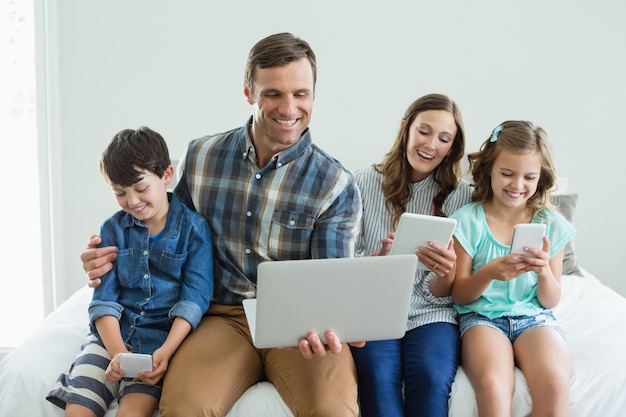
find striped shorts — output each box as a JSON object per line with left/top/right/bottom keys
{"left": 46, "top": 334, "right": 161, "bottom": 417}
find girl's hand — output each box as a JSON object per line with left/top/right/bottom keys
{"left": 489, "top": 255, "right": 533, "bottom": 281}
{"left": 517, "top": 236, "right": 551, "bottom": 276}
{"left": 417, "top": 239, "right": 456, "bottom": 277}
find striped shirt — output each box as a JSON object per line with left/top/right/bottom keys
{"left": 354, "top": 165, "right": 473, "bottom": 330}
{"left": 175, "top": 118, "right": 362, "bottom": 305}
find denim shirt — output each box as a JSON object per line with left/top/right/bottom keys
{"left": 89, "top": 192, "right": 214, "bottom": 354}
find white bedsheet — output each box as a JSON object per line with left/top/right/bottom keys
{"left": 1, "top": 270, "right": 625, "bottom": 417}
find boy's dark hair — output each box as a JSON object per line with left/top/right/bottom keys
{"left": 100, "top": 126, "right": 171, "bottom": 187}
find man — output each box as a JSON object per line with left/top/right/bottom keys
{"left": 81, "top": 32, "right": 363, "bottom": 417}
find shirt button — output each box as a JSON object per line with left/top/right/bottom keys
{"left": 143, "top": 274, "right": 149, "bottom": 279}
{"left": 255, "top": 173, "right": 262, "bottom": 180}
{"left": 277, "top": 162, "right": 282, "bottom": 168}
{"left": 140, "top": 311, "right": 145, "bottom": 316}
{"left": 143, "top": 250, "right": 148, "bottom": 256}
{"left": 245, "top": 248, "right": 251, "bottom": 254}
{"left": 246, "top": 211, "right": 252, "bottom": 217}
{"left": 289, "top": 220, "right": 296, "bottom": 226}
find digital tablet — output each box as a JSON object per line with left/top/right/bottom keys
{"left": 510, "top": 223, "right": 546, "bottom": 263}
{"left": 389, "top": 213, "right": 457, "bottom": 270}
{"left": 118, "top": 353, "right": 153, "bottom": 378}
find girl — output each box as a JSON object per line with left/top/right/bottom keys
{"left": 351, "top": 93, "right": 473, "bottom": 417}
{"left": 450, "top": 121, "right": 575, "bottom": 417}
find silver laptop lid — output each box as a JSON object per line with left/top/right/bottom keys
{"left": 245, "top": 254, "right": 417, "bottom": 349}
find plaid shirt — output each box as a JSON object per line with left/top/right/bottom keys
{"left": 175, "top": 118, "right": 362, "bottom": 305}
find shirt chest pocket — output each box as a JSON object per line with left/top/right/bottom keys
{"left": 268, "top": 210, "right": 315, "bottom": 260}
{"left": 155, "top": 251, "right": 188, "bottom": 281}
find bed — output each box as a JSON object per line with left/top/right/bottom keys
{"left": 2, "top": 194, "right": 626, "bottom": 417}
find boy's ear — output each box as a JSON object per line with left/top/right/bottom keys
{"left": 163, "top": 164, "right": 175, "bottom": 185}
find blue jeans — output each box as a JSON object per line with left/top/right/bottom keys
{"left": 350, "top": 322, "right": 460, "bottom": 417}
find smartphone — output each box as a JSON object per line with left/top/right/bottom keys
{"left": 118, "top": 353, "right": 153, "bottom": 378}
{"left": 510, "top": 223, "right": 546, "bottom": 263}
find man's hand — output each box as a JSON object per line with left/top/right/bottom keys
{"left": 81, "top": 235, "right": 117, "bottom": 288}
{"left": 298, "top": 331, "right": 365, "bottom": 359}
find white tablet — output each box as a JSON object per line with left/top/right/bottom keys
{"left": 389, "top": 213, "right": 457, "bottom": 270}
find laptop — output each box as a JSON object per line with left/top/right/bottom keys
{"left": 242, "top": 254, "right": 417, "bottom": 349}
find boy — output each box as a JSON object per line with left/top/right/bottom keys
{"left": 47, "top": 126, "right": 213, "bottom": 417}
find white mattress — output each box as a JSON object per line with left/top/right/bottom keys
{"left": 1, "top": 270, "right": 625, "bottom": 417}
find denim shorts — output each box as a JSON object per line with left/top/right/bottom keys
{"left": 458, "top": 311, "right": 563, "bottom": 343}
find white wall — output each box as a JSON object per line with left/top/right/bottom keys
{"left": 41, "top": 0, "right": 626, "bottom": 305}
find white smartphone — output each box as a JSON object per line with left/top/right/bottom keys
{"left": 390, "top": 213, "right": 457, "bottom": 270}
{"left": 118, "top": 353, "right": 153, "bottom": 378}
{"left": 510, "top": 223, "right": 546, "bottom": 263}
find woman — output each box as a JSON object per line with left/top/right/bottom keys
{"left": 351, "top": 93, "right": 472, "bottom": 417}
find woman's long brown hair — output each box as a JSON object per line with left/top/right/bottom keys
{"left": 377, "top": 93, "right": 466, "bottom": 229}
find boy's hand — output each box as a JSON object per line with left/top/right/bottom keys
{"left": 139, "top": 347, "right": 168, "bottom": 386}
{"left": 105, "top": 351, "right": 129, "bottom": 383}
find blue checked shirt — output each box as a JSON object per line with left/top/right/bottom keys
{"left": 174, "top": 117, "right": 362, "bottom": 305}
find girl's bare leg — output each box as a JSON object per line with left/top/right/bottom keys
{"left": 462, "top": 325, "right": 516, "bottom": 417}
{"left": 514, "top": 327, "right": 571, "bottom": 417}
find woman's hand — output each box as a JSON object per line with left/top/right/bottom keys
{"left": 417, "top": 239, "right": 456, "bottom": 277}
{"left": 421, "top": 238, "right": 458, "bottom": 297}
{"left": 368, "top": 233, "right": 395, "bottom": 257}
